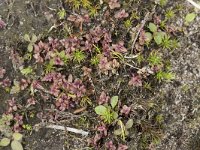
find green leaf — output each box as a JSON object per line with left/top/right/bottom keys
{"left": 154, "top": 32, "right": 165, "bottom": 45}
{"left": 31, "top": 34, "right": 37, "bottom": 43}
{"left": 24, "top": 34, "right": 30, "bottom": 42}
{"left": 13, "top": 133, "right": 23, "bottom": 142}
{"left": 185, "top": 13, "right": 196, "bottom": 23}
{"left": 145, "top": 32, "right": 153, "bottom": 43}
{"left": 125, "top": 119, "right": 133, "bottom": 129}
{"left": 95, "top": 105, "right": 107, "bottom": 115}
{"left": 59, "top": 51, "right": 66, "bottom": 58}
{"left": 158, "top": 0, "right": 168, "bottom": 6}
{"left": 0, "top": 138, "right": 10, "bottom": 146}
{"left": 114, "top": 128, "right": 122, "bottom": 135}
{"left": 10, "top": 80, "right": 20, "bottom": 94}
{"left": 58, "top": 50, "right": 68, "bottom": 62}
{"left": 28, "top": 43, "right": 33, "bottom": 52}
{"left": 148, "top": 23, "right": 157, "bottom": 33}
{"left": 11, "top": 140, "right": 23, "bottom": 150}
{"left": 110, "top": 96, "right": 118, "bottom": 108}
{"left": 125, "top": 129, "right": 129, "bottom": 136}
{"left": 113, "top": 111, "right": 118, "bottom": 119}
{"left": 154, "top": 35, "right": 162, "bottom": 45}
{"left": 2, "top": 114, "right": 13, "bottom": 121}
{"left": 20, "top": 66, "right": 33, "bottom": 76}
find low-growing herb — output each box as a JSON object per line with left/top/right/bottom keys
{"left": 95, "top": 96, "right": 119, "bottom": 124}
{"left": 24, "top": 34, "right": 37, "bottom": 52}
{"left": 114, "top": 119, "right": 133, "bottom": 141}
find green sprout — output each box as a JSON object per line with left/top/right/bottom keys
{"left": 45, "top": 59, "right": 55, "bottom": 74}
{"left": 124, "top": 19, "right": 132, "bottom": 28}
{"left": 161, "top": 36, "right": 179, "bottom": 50}
{"left": 148, "top": 51, "right": 162, "bottom": 66}
{"left": 66, "top": 0, "right": 81, "bottom": 9}
{"left": 81, "top": 0, "right": 91, "bottom": 9}
{"left": 89, "top": 5, "right": 99, "bottom": 17}
{"left": 57, "top": 9, "right": 66, "bottom": 19}
{"left": 91, "top": 56, "right": 99, "bottom": 65}
{"left": 161, "top": 35, "right": 172, "bottom": 49}
{"left": 165, "top": 9, "right": 175, "bottom": 20}
{"left": 73, "top": 50, "right": 86, "bottom": 63}
{"left": 156, "top": 70, "right": 175, "bottom": 82}
{"left": 158, "top": 0, "right": 168, "bottom": 6}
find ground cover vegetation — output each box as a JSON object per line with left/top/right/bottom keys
{"left": 0, "top": 0, "right": 199, "bottom": 149}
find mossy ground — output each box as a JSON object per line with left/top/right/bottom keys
{"left": 0, "top": 0, "right": 200, "bottom": 150}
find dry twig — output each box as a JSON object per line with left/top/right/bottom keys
{"left": 131, "top": 12, "right": 150, "bottom": 54}
{"left": 34, "top": 123, "right": 89, "bottom": 136}
{"left": 46, "top": 124, "right": 89, "bottom": 136}
{"left": 186, "top": 0, "right": 200, "bottom": 10}
{"left": 131, "top": 6, "right": 156, "bottom": 54}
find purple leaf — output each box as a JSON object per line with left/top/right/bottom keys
{"left": 112, "top": 41, "right": 127, "bottom": 53}
{"left": 128, "top": 74, "right": 142, "bottom": 86}
{"left": 98, "top": 91, "right": 110, "bottom": 105}
{"left": 120, "top": 105, "right": 131, "bottom": 115}
{"left": 108, "top": 0, "right": 121, "bottom": 9}
{"left": 117, "top": 144, "right": 128, "bottom": 150}
{"left": 114, "top": 9, "right": 129, "bottom": 19}
{"left": 0, "top": 67, "right": 6, "bottom": 78}
{"left": 105, "top": 141, "right": 116, "bottom": 150}
{"left": 0, "top": 19, "right": 6, "bottom": 29}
